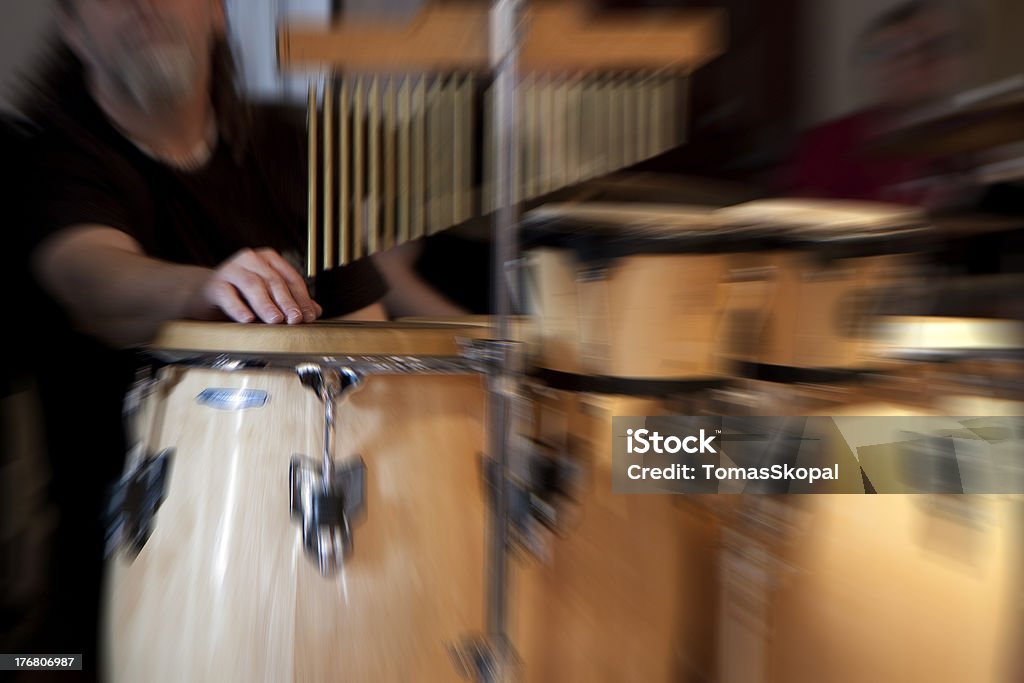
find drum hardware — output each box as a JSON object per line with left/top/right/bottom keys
{"left": 529, "top": 366, "right": 727, "bottom": 398}
{"left": 458, "top": 337, "right": 526, "bottom": 377}
{"left": 288, "top": 455, "right": 366, "bottom": 576}
{"left": 517, "top": 439, "right": 582, "bottom": 535}
{"left": 106, "top": 368, "right": 174, "bottom": 559}
{"left": 289, "top": 363, "right": 367, "bottom": 575}
{"left": 105, "top": 448, "right": 174, "bottom": 559}
{"left": 479, "top": 438, "right": 583, "bottom": 560}
{"left": 457, "top": 5, "right": 529, "bottom": 677}
{"left": 209, "top": 355, "right": 268, "bottom": 371}
{"left": 449, "top": 634, "right": 521, "bottom": 683}
{"left": 149, "top": 351, "right": 480, "bottom": 376}
{"left": 106, "top": 323, "right": 493, "bottom": 682}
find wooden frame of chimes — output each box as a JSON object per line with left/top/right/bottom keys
{"left": 277, "top": 1, "right": 727, "bottom": 274}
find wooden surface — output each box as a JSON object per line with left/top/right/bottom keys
{"left": 148, "top": 320, "right": 491, "bottom": 358}
{"left": 278, "top": 1, "right": 726, "bottom": 72}
{"left": 527, "top": 230, "right": 732, "bottom": 379}
{"left": 514, "top": 392, "right": 721, "bottom": 682}
{"left": 711, "top": 389, "right": 1023, "bottom": 683}
{"left": 104, "top": 366, "right": 487, "bottom": 682}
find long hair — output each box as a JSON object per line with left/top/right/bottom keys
{"left": 20, "top": 25, "right": 252, "bottom": 162}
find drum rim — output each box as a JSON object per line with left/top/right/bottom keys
{"left": 148, "top": 319, "right": 493, "bottom": 357}
{"left": 521, "top": 212, "right": 931, "bottom": 257}
{"left": 529, "top": 366, "right": 728, "bottom": 396}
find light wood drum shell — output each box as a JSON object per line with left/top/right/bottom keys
{"left": 523, "top": 203, "right": 738, "bottom": 381}
{"left": 102, "top": 321, "right": 488, "bottom": 683}
{"left": 712, "top": 375, "right": 1023, "bottom": 683}
{"left": 513, "top": 390, "right": 721, "bottom": 682}
{"left": 714, "top": 198, "right": 930, "bottom": 372}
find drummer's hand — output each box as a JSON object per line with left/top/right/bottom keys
{"left": 190, "top": 248, "right": 322, "bottom": 324}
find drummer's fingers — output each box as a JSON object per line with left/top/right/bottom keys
{"left": 206, "top": 279, "right": 256, "bottom": 324}
{"left": 255, "top": 248, "right": 319, "bottom": 322}
{"left": 221, "top": 267, "right": 289, "bottom": 324}
{"left": 229, "top": 253, "right": 304, "bottom": 325}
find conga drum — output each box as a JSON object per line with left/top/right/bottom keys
{"left": 521, "top": 203, "right": 754, "bottom": 381}
{"left": 710, "top": 317, "right": 1024, "bottom": 683}
{"left": 714, "top": 198, "right": 929, "bottom": 373}
{"left": 102, "top": 320, "right": 492, "bottom": 683}
{"left": 512, "top": 388, "right": 722, "bottom": 683}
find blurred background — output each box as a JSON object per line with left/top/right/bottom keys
{"left": 3, "top": 1, "right": 1023, "bottom": 682}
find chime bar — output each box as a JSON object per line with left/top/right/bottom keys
{"left": 310, "top": 70, "right": 689, "bottom": 267}
{"left": 306, "top": 83, "right": 318, "bottom": 278}
{"left": 298, "top": 2, "right": 720, "bottom": 272}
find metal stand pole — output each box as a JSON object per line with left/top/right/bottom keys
{"left": 484, "top": 0, "right": 523, "bottom": 680}
{"left": 450, "top": 4, "right": 522, "bottom": 680}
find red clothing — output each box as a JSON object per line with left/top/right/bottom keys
{"left": 789, "top": 109, "right": 930, "bottom": 204}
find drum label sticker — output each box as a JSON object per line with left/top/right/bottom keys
{"left": 196, "top": 388, "right": 268, "bottom": 410}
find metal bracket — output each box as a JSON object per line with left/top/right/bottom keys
{"left": 449, "top": 635, "right": 520, "bottom": 683}
{"left": 457, "top": 338, "right": 524, "bottom": 376}
{"left": 479, "top": 441, "right": 582, "bottom": 560}
{"left": 289, "top": 454, "right": 367, "bottom": 576}
{"left": 106, "top": 448, "right": 174, "bottom": 559}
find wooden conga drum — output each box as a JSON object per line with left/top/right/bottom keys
{"left": 102, "top": 320, "right": 492, "bottom": 683}
{"left": 511, "top": 386, "right": 722, "bottom": 683}
{"left": 710, "top": 317, "right": 1024, "bottom": 683}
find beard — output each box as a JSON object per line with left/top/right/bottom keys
{"left": 107, "top": 20, "right": 201, "bottom": 112}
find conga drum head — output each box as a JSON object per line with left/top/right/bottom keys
{"left": 522, "top": 202, "right": 759, "bottom": 256}
{"left": 870, "top": 315, "right": 1024, "bottom": 361}
{"left": 715, "top": 198, "right": 927, "bottom": 234}
{"left": 396, "top": 315, "right": 536, "bottom": 342}
{"left": 147, "top": 319, "right": 492, "bottom": 360}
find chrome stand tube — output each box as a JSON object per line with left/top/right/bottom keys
{"left": 483, "top": 1, "right": 524, "bottom": 680}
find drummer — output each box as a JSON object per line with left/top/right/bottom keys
{"left": 17, "top": 0, "right": 464, "bottom": 676}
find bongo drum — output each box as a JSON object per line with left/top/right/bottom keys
{"left": 102, "top": 320, "right": 492, "bottom": 683}
{"left": 521, "top": 203, "right": 753, "bottom": 380}
{"left": 714, "top": 198, "right": 929, "bottom": 373}
{"left": 512, "top": 388, "right": 721, "bottom": 683}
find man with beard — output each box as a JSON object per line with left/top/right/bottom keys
{"left": 19, "top": 0, "right": 464, "bottom": 676}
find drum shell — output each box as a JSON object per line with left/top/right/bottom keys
{"left": 513, "top": 389, "right": 721, "bottom": 682}
{"left": 103, "top": 363, "right": 487, "bottom": 683}
{"left": 719, "top": 250, "right": 917, "bottom": 371}
{"left": 711, "top": 382, "right": 1024, "bottom": 683}
{"left": 527, "top": 247, "right": 730, "bottom": 379}
{"left": 715, "top": 490, "right": 1024, "bottom": 683}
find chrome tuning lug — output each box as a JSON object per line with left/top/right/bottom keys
{"left": 289, "top": 454, "right": 367, "bottom": 576}
{"left": 292, "top": 363, "right": 366, "bottom": 575}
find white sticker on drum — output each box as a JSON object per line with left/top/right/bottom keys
{"left": 196, "top": 388, "right": 268, "bottom": 410}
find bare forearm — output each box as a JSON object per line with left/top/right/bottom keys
{"left": 372, "top": 242, "right": 468, "bottom": 318}
{"left": 34, "top": 231, "right": 215, "bottom": 347}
